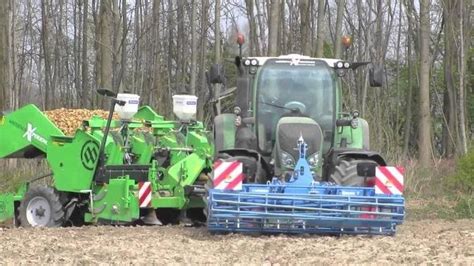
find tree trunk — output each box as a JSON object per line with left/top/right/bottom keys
{"left": 267, "top": 0, "right": 280, "bottom": 56}
{"left": 152, "top": 0, "right": 168, "bottom": 115}
{"left": 418, "top": 0, "right": 432, "bottom": 167}
{"left": 213, "top": 0, "right": 222, "bottom": 115}
{"left": 189, "top": 0, "right": 197, "bottom": 95}
{"left": 457, "top": 0, "right": 467, "bottom": 155}
{"left": 255, "top": 2, "right": 266, "bottom": 54}
{"left": 300, "top": 0, "right": 311, "bottom": 56}
{"left": 198, "top": 0, "right": 209, "bottom": 119}
{"left": 403, "top": 27, "right": 414, "bottom": 156}
{"left": 176, "top": 0, "right": 185, "bottom": 92}
{"left": 315, "top": 0, "right": 325, "bottom": 57}
{"left": 333, "top": 0, "right": 345, "bottom": 59}
{"left": 82, "top": 0, "right": 89, "bottom": 107}
{"left": 0, "top": 0, "right": 11, "bottom": 110}
{"left": 119, "top": 0, "right": 127, "bottom": 92}
{"left": 98, "top": 0, "right": 113, "bottom": 97}
{"left": 41, "top": 0, "right": 52, "bottom": 109}
{"left": 245, "top": 0, "right": 260, "bottom": 55}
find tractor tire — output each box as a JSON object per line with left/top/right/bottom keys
{"left": 18, "top": 186, "right": 65, "bottom": 228}
{"left": 329, "top": 158, "right": 378, "bottom": 186}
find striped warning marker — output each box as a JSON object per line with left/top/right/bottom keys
{"left": 138, "top": 182, "right": 152, "bottom": 208}
{"left": 375, "top": 166, "right": 404, "bottom": 195}
{"left": 212, "top": 160, "right": 243, "bottom": 191}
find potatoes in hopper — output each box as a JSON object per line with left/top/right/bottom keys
{"left": 44, "top": 108, "right": 118, "bottom": 135}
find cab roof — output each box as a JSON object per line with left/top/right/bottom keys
{"left": 243, "top": 54, "right": 343, "bottom": 68}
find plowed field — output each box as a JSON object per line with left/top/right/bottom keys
{"left": 0, "top": 219, "right": 472, "bottom": 264}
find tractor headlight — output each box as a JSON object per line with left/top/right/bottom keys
{"left": 243, "top": 59, "right": 251, "bottom": 66}
{"left": 250, "top": 59, "right": 258, "bottom": 66}
{"left": 280, "top": 151, "right": 295, "bottom": 168}
{"left": 308, "top": 152, "right": 319, "bottom": 167}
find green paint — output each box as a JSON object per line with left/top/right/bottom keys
{"left": 0, "top": 103, "right": 213, "bottom": 225}
{"left": 0, "top": 193, "right": 14, "bottom": 222}
{"left": 0, "top": 104, "right": 64, "bottom": 157}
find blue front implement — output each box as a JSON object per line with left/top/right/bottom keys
{"left": 207, "top": 137, "right": 405, "bottom": 235}
{"left": 207, "top": 183, "right": 404, "bottom": 235}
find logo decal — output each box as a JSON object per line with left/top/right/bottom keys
{"left": 290, "top": 57, "right": 301, "bottom": 66}
{"left": 22, "top": 123, "right": 47, "bottom": 144}
{"left": 81, "top": 140, "right": 99, "bottom": 170}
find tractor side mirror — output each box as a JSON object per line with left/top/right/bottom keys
{"left": 209, "top": 64, "right": 225, "bottom": 84}
{"left": 369, "top": 65, "right": 384, "bottom": 87}
{"left": 97, "top": 88, "right": 117, "bottom": 98}
{"left": 356, "top": 162, "right": 378, "bottom": 177}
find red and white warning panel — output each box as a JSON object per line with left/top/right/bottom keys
{"left": 212, "top": 160, "right": 244, "bottom": 190}
{"left": 375, "top": 166, "right": 404, "bottom": 195}
{"left": 138, "top": 181, "right": 152, "bottom": 208}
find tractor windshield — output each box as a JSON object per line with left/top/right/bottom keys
{"left": 255, "top": 60, "right": 336, "bottom": 153}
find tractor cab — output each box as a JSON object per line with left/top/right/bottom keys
{"left": 254, "top": 58, "right": 337, "bottom": 161}
{"left": 212, "top": 55, "right": 343, "bottom": 179}
{"left": 210, "top": 53, "right": 384, "bottom": 183}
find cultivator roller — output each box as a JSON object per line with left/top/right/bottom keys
{"left": 207, "top": 137, "right": 405, "bottom": 235}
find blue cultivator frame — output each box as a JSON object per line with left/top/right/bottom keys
{"left": 207, "top": 137, "right": 405, "bottom": 235}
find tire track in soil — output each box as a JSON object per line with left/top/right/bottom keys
{"left": 0, "top": 219, "right": 472, "bottom": 264}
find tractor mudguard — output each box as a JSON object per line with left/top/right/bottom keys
{"left": 216, "top": 148, "right": 273, "bottom": 182}
{"left": 334, "top": 118, "right": 370, "bottom": 151}
{"left": 214, "top": 114, "right": 236, "bottom": 152}
{"left": 330, "top": 148, "right": 387, "bottom": 166}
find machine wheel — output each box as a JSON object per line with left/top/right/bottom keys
{"left": 329, "top": 158, "right": 378, "bottom": 186}
{"left": 18, "top": 186, "right": 65, "bottom": 227}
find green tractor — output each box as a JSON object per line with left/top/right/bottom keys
{"left": 209, "top": 53, "right": 386, "bottom": 188}
{"left": 0, "top": 89, "right": 213, "bottom": 227}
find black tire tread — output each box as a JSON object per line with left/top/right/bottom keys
{"left": 329, "top": 158, "right": 377, "bottom": 186}
{"left": 18, "top": 186, "right": 65, "bottom": 227}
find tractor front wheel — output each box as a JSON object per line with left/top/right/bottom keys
{"left": 329, "top": 158, "right": 378, "bottom": 186}
{"left": 18, "top": 186, "right": 65, "bottom": 227}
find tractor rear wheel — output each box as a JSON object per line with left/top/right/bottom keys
{"left": 18, "top": 186, "right": 65, "bottom": 227}
{"left": 329, "top": 158, "right": 378, "bottom": 186}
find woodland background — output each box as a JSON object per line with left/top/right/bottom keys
{"left": 0, "top": 0, "right": 472, "bottom": 182}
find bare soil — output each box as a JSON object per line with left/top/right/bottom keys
{"left": 0, "top": 219, "right": 472, "bottom": 264}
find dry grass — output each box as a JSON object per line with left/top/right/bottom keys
{"left": 393, "top": 157, "right": 473, "bottom": 220}
{"left": 0, "top": 159, "right": 51, "bottom": 193}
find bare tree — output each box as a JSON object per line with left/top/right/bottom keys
{"left": 300, "top": 0, "right": 312, "bottom": 56}
{"left": 0, "top": 0, "right": 11, "bottom": 110}
{"left": 82, "top": 1, "right": 90, "bottom": 107}
{"left": 333, "top": 0, "right": 345, "bottom": 58}
{"left": 98, "top": 0, "right": 113, "bottom": 96}
{"left": 189, "top": 0, "right": 198, "bottom": 95}
{"left": 315, "top": 0, "right": 325, "bottom": 57}
{"left": 457, "top": 0, "right": 468, "bottom": 154}
{"left": 245, "top": 0, "right": 260, "bottom": 55}
{"left": 267, "top": 0, "right": 280, "bottom": 56}
{"left": 40, "top": 0, "right": 52, "bottom": 108}
{"left": 214, "top": 0, "right": 221, "bottom": 113}
{"left": 418, "top": 0, "right": 432, "bottom": 166}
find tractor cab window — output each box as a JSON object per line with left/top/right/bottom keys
{"left": 256, "top": 60, "right": 336, "bottom": 153}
